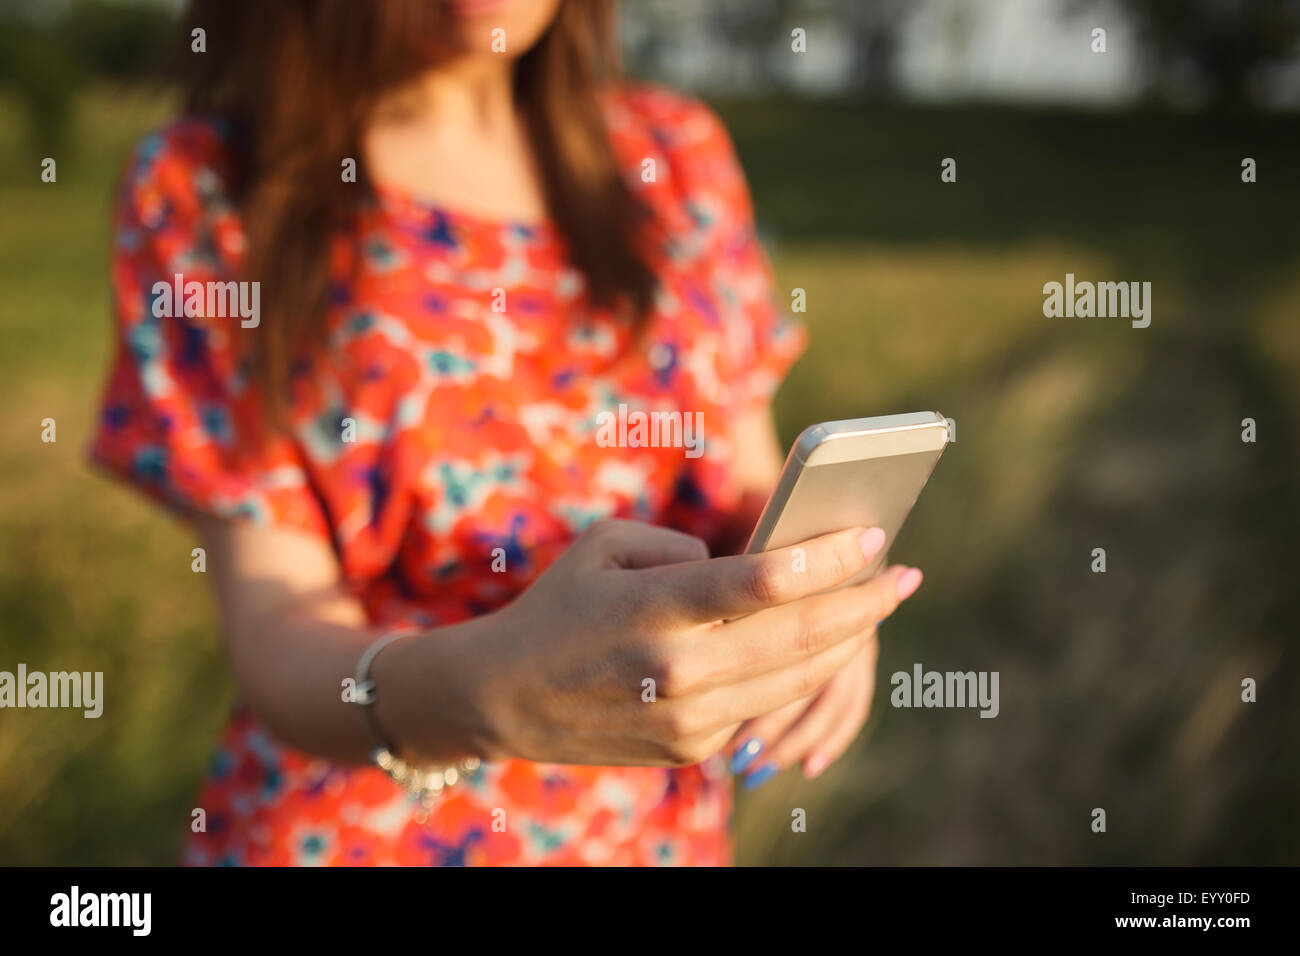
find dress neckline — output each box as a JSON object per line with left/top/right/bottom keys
{"left": 369, "top": 180, "right": 560, "bottom": 245}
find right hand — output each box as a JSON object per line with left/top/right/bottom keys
{"left": 461, "top": 518, "right": 918, "bottom": 768}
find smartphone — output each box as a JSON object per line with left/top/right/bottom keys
{"left": 745, "top": 412, "right": 949, "bottom": 583}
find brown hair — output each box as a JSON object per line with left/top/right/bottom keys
{"left": 182, "top": 0, "right": 656, "bottom": 416}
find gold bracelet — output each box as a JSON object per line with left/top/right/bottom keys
{"left": 352, "top": 630, "right": 481, "bottom": 822}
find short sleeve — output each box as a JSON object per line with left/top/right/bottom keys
{"left": 620, "top": 87, "right": 808, "bottom": 414}
{"left": 88, "top": 121, "right": 331, "bottom": 539}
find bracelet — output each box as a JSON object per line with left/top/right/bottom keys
{"left": 352, "top": 629, "right": 481, "bottom": 822}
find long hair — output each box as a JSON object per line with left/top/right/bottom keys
{"left": 181, "top": 0, "right": 656, "bottom": 417}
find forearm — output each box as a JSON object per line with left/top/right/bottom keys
{"left": 197, "top": 514, "right": 498, "bottom": 766}
{"left": 224, "top": 604, "right": 495, "bottom": 766}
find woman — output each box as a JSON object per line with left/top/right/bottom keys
{"left": 90, "top": 0, "right": 922, "bottom": 865}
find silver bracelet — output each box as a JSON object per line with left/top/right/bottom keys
{"left": 352, "top": 629, "right": 481, "bottom": 822}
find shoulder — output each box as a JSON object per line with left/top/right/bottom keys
{"left": 604, "top": 83, "right": 754, "bottom": 224}
{"left": 607, "top": 83, "right": 725, "bottom": 131}
{"left": 605, "top": 82, "right": 737, "bottom": 164}
{"left": 113, "top": 116, "right": 245, "bottom": 284}
{"left": 116, "top": 115, "right": 239, "bottom": 239}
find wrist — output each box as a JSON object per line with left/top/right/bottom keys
{"left": 369, "top": 613, "right": 506, "bottom": 765}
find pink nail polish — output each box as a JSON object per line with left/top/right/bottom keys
{"left": 804, "top": 753, "right": 831, "bottom": 779}
{"left": 859, "top": 527, "right": 886, "bottom": 562}
{"left": 896, "top": 567, "right": 923, "bottom": 601}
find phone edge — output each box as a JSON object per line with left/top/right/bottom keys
{"left": 742, "top": 412, "right": 948, "bottom": 555}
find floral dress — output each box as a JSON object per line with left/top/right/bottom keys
{"left": 89, "top": 84, "right": 806, "bottom": 866}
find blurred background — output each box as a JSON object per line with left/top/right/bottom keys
{"left": 1, "top": 0, "right": 1297, "bottom": 865}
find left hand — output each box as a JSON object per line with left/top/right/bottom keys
{"left": 724, "top": 637, "right": 878, "bottom": 788}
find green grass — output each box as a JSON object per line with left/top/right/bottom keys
{"left": 1, "top": 87, "right": 1297, "bottom": 865}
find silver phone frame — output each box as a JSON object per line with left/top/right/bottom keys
{"left": 744, "top": 411, "right": 949, "bottom": 554}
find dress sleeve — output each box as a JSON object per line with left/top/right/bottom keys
{"left": 645, "top": 90, "right": 808, "bottom": 414}
{"left": 88, "top": 122, "right": 332, "bottom": 540}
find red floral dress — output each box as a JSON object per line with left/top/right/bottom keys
{"left": 90, "top": 84, "right": 806, "bottom": 866}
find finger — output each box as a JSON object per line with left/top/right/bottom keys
{"left": 802, "top": 642, "right": 878, "bottom": 779}
{"left": 735, "top": 692, "right": 850, "bottom": 791}
{"left": 801, "top": 691, "right": 872, "bottom": 780}
{"left": 682, "top": 564, "right": 911, "bottom": 691}
{"left": 764, "top": 682, "right": 856, "bottom": 773}
{"left": 726, "top": 695, "right": 811, "bottom": 774}
{"left": 691, "top": 621, "right": 874, "bottom": 733}
{"left": 652, "top": 526, "right": 887, "bottom": 624}
{"left": 580, "top": 519, "right": 710, "bottom": 570}
{"left": 766, "top": 641, "right": 875, "bottom": 773}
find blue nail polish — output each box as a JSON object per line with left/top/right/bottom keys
{"left": 730, "top": 738, "right": 763, "bottom": 774}
{"left": 743, "top": 763, "right": 779, "bottom": 790}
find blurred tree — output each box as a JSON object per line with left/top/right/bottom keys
{"left": 703, "top": 0, "right": 790, "bottom": 91}
{"left": 0, "top": 0, "right": 174, "bottom": 154}
{"left": 1108, "top": 0, "right": 1300, "bottom": 109}
{"left": 60, "top": 0, "right": 176, "bottom": 82}
{"left": 622, "top": 0, "right": 910, "bottom": 96}
{"left": 837, "top": 0, "right": 911, "bottom": 96}
{"left": 0, "top": 18, "right": 81, "bottom": 156}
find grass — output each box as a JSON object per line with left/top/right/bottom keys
{"left": 1, "top": 86, "right": 1297, "bottom": 865}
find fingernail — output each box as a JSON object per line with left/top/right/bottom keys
{"left": 730, "top": 738, "right": 763, "bottom": 774}
{"left": 859, "top": 527, "right": 886, "bottom": 562}
{"left": 804, "top": 753, "right": 831, "bottom": 779}
{"left": 742, "top": 763, "right": 779, "bottom": 790}
{"left": 897, "top": 567, "right": 923, "bottom": 601}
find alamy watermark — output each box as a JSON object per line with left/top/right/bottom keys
{"left": 151, "top": 273, "right": 260, "bottom": 328}
{"left": 595, "top": 403, "right": 704, "bottom": 459}
{"left": 1043, "top": 273, "right": 1151, "bottom": 328}
{"left": 890, "top": 663, "right": 999, "bottom": 718}
{"left": 0, "top": 664, "right": 102, "bottom": 718}
{"left": 50, "top": 886, "right": 150, "bottom": 936}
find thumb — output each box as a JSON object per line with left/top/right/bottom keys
{"left": 577, "top": 519, "right": 710, "bottom": 570}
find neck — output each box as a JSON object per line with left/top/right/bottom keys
{"left": 376, "top": 58, "right": 517, "bottom": 132}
